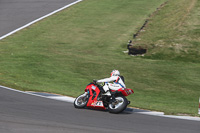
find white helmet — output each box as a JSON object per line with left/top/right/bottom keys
{"left": 110, "top": 70, "right": 120, "bottom": 77}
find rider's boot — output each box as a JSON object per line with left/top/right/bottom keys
{"left": 101, "top": 85, "right": 111, "bottom": 96}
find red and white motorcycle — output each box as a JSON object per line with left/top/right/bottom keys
{"left": 74, "top": 82, "right": 134, "bottom": 113}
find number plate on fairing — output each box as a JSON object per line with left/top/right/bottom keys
{"left": 91, "top": 101, "right": 104, "bottom": 107}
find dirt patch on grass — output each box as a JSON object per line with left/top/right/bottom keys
{"left": 127, "top": 1, "right": 168, "bottom": 56}
{"left": 133, "top": 1, "right": 168, "bottom": 39}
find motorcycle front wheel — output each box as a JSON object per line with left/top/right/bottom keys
{"left": 74, "top": 93, "right": 88, "bottom": 108}
{"left": 108, "top": 96, "right": 128, "bottom": 114}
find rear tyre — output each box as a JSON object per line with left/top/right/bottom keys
{"left": 74, "top": 93, "right": 88, "bottom": 108}
{"left": 108, "top": 96, "right": 128, "bottom": 114}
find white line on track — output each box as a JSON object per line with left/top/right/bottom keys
{"left": 0, "top": 85, "right": 75, "bottom": 103}
{"left": 138, "top": 111, "right": 200, "bottom": 121}
{"left": 0, "top": 85, "right": 49, "bottom": 99}
{"left": 0, "top": 0, "right": 200, "bottom": 122}
{"left": 48, "top": 96, "right": 75, "bottom": 103}
{"left": 0, "top": 0, "right": 83, "bottom": 40}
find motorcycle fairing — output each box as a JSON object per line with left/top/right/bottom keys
{"left": 85, "top": 83, "right": 106, "bottom": 110}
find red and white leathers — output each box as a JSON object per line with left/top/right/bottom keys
{"left": 97, "top": 75, "right": 126, "bottom": 93}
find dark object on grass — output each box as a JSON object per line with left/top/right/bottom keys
{"left": 128, "top": 46, "right": 147, "bottom": 55}
{"left": 127, "top": 40, "right": 147, "bottom": 55}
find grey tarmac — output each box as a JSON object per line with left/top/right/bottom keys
{"left": 0, "top": 0, "right": 78, "bottom": 37}
{"left": 0, "top": 87, "right": 200, "bottom": 133}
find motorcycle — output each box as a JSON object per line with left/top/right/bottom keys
{"left": 74, "top": 82, "right": 134, "bottom": 113}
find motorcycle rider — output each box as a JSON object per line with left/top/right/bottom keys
{"left": 95, "top": 70, "right": 126, "bottom": 96}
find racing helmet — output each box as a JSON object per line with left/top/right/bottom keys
{"left": 110, "top": 70, "right": 120, "bottom": 77}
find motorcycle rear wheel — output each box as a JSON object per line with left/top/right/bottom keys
{"left": 74, "top": 93, "right": 88, "bottom": 108}
{"left": 108, "top": 96, "right": 128, "bottom": 114}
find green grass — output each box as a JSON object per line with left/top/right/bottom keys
{"left": 0, "top": 0, "right": 199, "bottom": 116}
{"left": 134, "top": 0, "right": 200, "bottom": 62}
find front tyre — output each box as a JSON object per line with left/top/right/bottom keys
{"left": 74, "top": 93, "right": 88, "bottom": 108}
{"left": 108, "top": 96, "right": 128, "bottom": 114}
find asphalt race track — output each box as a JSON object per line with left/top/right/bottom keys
{"left": 1, "top": 87, "right": 200, "bottom": 133}
{"left": 0, "top": 0, "right": 200, "bottom": 133}
{"left": 0, "top": 0, "right": 78, "bottom": 37}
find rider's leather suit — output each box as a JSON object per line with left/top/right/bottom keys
{"left": 97, "top": 75, "right": 126, "bottom": 92}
